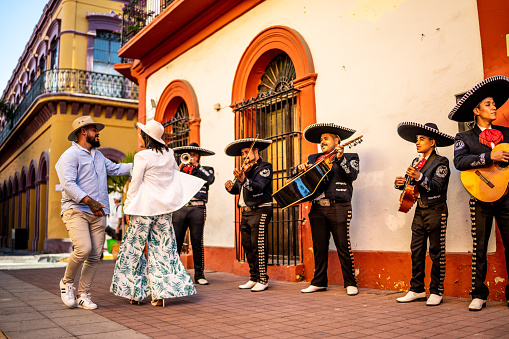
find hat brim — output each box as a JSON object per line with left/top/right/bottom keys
{"left": 303, "top": 123, "right": 355, "bottom": 144}
{"left": 137, "top": 122, "right": 166, "bottom": 145}
{"left": 397, "top": 122, "right": 454, "bottom": 147}
{"left": 224, "top": 138, "right": 272, "bottom": 156}
{"left": 68, "top": 122, "right": 105, "bottom": 141}
{"left": 448, "top": 76, "right": 509, "bottom": 122}
{"left": 172, "top": 146, "right": 215, "bottom": 156}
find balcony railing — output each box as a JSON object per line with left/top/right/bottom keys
{"left": 121, "top": 0, "right": 176, "bottom": 45}
{"left": 0, "top": 68, "right": 139, "bottom": 146}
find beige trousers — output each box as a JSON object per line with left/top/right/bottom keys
{"left": 61, "top": 209, "right": 105, "bottom": 295}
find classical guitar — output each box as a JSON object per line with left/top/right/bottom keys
{"left": 460, "top": 143, "right": 509, "bottom": 202}
{"left": 398, "top": 159, "right": 421, "bottom": 213}
{"left": 273, "top": 136, "right": 363, "bottom": 209}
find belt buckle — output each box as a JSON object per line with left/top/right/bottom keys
{"left": 318, "top": 199, "right": 330, "bottom": 207}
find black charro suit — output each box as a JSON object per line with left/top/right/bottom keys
{"left": 173, "top": 164, "right": 215, "bottom": 281}
{"left": 396, "top": 151, "right": 450, "bottom": 295}
{"left": 454, "top": 124, "right": 509, "bottom": 301}
{"left": 227, "top": 158, "right": 273, "bottom": 284}
{"left": 306, "top": 152, "right": 359, "bottom": 288}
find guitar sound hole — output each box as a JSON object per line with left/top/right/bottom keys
{"left": 498, "top": 161, "right": 509, "bottom": 169}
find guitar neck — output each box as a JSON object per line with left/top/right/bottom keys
{"left": 324, "top": 135, "right": 363, "bottom": 160}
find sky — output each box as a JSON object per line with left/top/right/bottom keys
{"left": 0, "top": 1, "right": 48, "bottom": 97}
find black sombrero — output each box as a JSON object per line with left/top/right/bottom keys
{"left": 224, "top": 138, "right": 272, "bottom": 157}
{"left": 397, "top": 122, "right": 454, "bottom": 147}
{"left": 448, "top": 75, "right": 509, "bottom": 122}
{"left": 172, "top": 142, "right": 215, "bottom": 156}
{"left": 303, "top": 123, "right": 356, "bottom": 144}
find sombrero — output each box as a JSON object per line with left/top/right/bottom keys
{"left": 448, "top": 75, "right": 509, "bottom": 122}
{"left": 397, "top": 122, "right": 454, "bottom": 147}
{"left": 224, "top": 138, "right": 272, "bottom": 157}
{"left": 173, "top": 142, "right": 215, "bottom": 156}
{"left": 303, "top": 123, "right": 355, "bottom": 144}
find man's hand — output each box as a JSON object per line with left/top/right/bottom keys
{"left": 394, "top": 176, "right": 406, "bottom": 187}
{"left": 81, "top": 196, "right": 105, "bottom": 216}
{"left": 125, "top": 215, "right": 130, "bottom": 225}
{"left": 233, "top": 168, "right": 246, "bottom": 183}
{"left": 297, "top": 163, "right": 311, "bottom": 172}
{"left": 335, "top": 145, "right": 345, "bottom": 160}
{"left": 491, "top": 150, "right": 509, "bottom": 162}
{"left": 179, "top": 162, "right": 186, "bottom": 170}
{"left": 406, "top": 166, "right": 421, "bottom": 180}
{"left": 225, "top": 180, "right": 234, "bottom": 191}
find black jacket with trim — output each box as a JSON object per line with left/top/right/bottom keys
{"left": 186, "top": 165, "right": 215, "bottom": 202}
{"left": 307, "top": 152, "right": 359, "bottom": 203}
{"left": 396, "top": 152, "right": 450, "bottom": 207}
{"left": 226, "top": 158, "right": 273, "bottom": 207}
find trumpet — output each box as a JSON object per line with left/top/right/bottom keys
{"left": 180, "top": 153, "right": 191, "bottom": 164}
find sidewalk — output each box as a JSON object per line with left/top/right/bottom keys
{"left": 1, "top": 261, "right": 509, "bottom": 339}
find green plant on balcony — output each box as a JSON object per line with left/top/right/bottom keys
{"left": 120, "top": 0, "right": 155, "bottom": 39}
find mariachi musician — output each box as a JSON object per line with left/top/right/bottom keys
{"left": 297, "top": 123, "right": 359, "bottom": 296}
{"left": 449, "top": 76, "right": 509, "bottom": 311}
{"left": 224, "top": 138, "right": 273, "bottom": 292}
{"left": 394, "top": 122, "right": 454, "bottom": 306}
{"left": 172, "top": 142, "right": 215, "bottom": 285}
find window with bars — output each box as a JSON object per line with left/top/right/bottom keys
{"left": 233, "top": 53, "right": 303, "bottom": 266}
{"left": 162, "top": 100, "right": 190, "bottom": 149}
{"left": 93, "top": 30, "right": 121, "bottom": 75}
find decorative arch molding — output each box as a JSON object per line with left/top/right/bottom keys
{"left": 154, "top": 79, "right": 201, "bottom": 143}
{"left": 28, "top": 159, "right": 38, "bottom": 189}
{"left": 231, "top": 26, "right": 317, "bottom": 102}
{"left": 14, "top": 172, "right": 21, "bottom": 194}
{"left": 20, "top": 166, "right": 28, "bottom": 191}
{"left": 98, "top": 147, "right": 126, "bottom": 163}
{"left": 35, "top": 40, "right": 48, "bottom": 59}
{"left": 37, "top": 151, "right": 50, "bottom": 184}
{"left": 46, "top": 19, "right": 61, "bottom": 43}
{"left": 86, "top": 11, "right": 122, "bottom": 71}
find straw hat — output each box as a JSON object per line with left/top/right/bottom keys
{"left": 137, "top": 120, "right": 165, "bottom": 145}
{"left": 68, "top": 116, "right": 105, "bottom": 141}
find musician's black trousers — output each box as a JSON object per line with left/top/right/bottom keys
{"left": 409, "top": 203, "right": 447, "bottom": 295}
{"left": 308, "top": 202, "right": 357, "bottom": 287}
{"left": 240, "top": 207, "right": 272, "bottom": 284}
{"left": 172, "top": 205, "right": 207, "bottom": 280}
{"left": 470, "top": 197, "right": 509, "bottom": 301}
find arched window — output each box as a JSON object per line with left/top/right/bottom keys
{"left": 231, "top": 26, "right": 317, "bottom": 267}
{"left": 39, "top": 55, "right": 46, "bottom": 75}
{"left": 49, "top": 38, "right": 59, "bottom": 70}
{"left": 162, "top": 100, "right": 189, "bottom": 148}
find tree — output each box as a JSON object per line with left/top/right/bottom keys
{"left": 107, "top": 152, "right": 135, "bottom": 195}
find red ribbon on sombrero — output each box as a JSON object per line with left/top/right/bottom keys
{"left": 479, "top": 128, "right": 503, "bottom": 148}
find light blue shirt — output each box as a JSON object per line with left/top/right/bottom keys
{"left": 55, "top": 142, "right": 132, "bottom": 215}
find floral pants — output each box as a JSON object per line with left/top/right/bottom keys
{"left": 110, "top": 213, "right": 196, "bottom": 301}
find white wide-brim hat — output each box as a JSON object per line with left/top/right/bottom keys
{"left": 137, "top": 120, "right": 165, "bottom": 145}
{"left": 68, "top": 116, "right": 105, "bottom": 141}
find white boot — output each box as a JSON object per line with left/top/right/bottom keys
{"left": 346, "top": 286, "right": 358, "bottom": 296}
{"left": 426, "top": 294, "right": 442, "bottom": 306}
{"left": 301, "top": 285, "right": 326, "bottom": 293}
{"left": 238, "top": 280, "right": 257, "bottom": 289}
{"left": 468, "top": 298, "right": 486, "bottom": 311}
{"left": 396, "top": 291, "right": 426, "bottom": 303}
{"left": 251, "top": 282, "right": 268, "bottom": 292}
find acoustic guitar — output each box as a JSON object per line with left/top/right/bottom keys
{"left": 273, "top": 136, "right": 363, "bottom": 209}
{"left": 398, "top": 159, "right": 421, "bottom": 213}
{"left": 460, "top": 143, "right": 509, "bottom": 202}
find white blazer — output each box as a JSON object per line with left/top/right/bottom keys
{"left": 123, "top": 149, "right": 205, "bottom": 216}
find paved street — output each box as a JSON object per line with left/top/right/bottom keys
{"left": 1, "top": 260, "right": 509, "bottom": 339}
